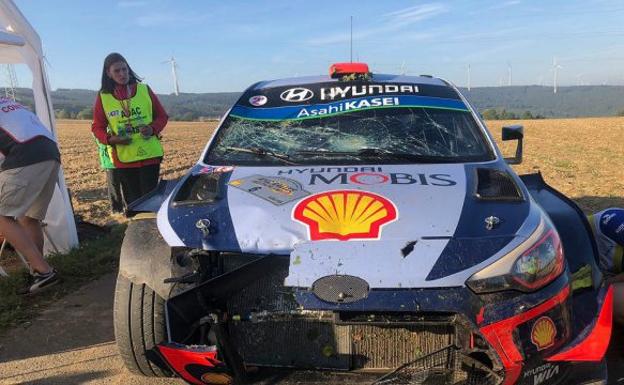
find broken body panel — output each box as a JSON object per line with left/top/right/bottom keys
{"left": 121, "top": 74, "right": 609, "bottom": 385}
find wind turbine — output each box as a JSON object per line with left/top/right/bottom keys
{"left": 552, "top": 57, "right": 562, "bottom": 94}
{"left": 162, "top": 56, "right": 180, "bottom": 96}
{"left": 399, "top": 60, "right": 407, "bottom": 75}
{"left": 575, "top": 73, "right": 585, "bottom": 86}
{"left": 467, "top": 64, "right": 471, "bottom": 91}
{"left": 507, "top": 62, "right": 512, "bottom": 86}
{"left": 2, "top": 64, "right": 17, "bottom": 101}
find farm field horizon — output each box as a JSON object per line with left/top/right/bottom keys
{"left": 58, "top": 117, "right": 624, "bottom": 226}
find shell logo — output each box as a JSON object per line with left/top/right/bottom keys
{"left": 293, "top": 190, "right": 397, "bottom": 241}
{"left": 531, "top": 316, "right": 557, "bottom": 351}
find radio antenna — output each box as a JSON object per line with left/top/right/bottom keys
{"left": 350, "top": 15, "right": 353, "bottom": 62}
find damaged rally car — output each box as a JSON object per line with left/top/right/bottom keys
{"left": 114, "top": 63, "right": 613, "bottom": 385}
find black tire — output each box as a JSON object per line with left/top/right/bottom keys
{"left": 113, "top": 273, "right": 170, "bottom": 377}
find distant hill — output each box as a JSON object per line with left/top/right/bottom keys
{"left": 11, "top": 87, "right": 240, "bottom": 121}
{"left": 459, "top": 85, "right": 624, "bottom": 118}
{"left": 7, "top": 85, "right": 624, "bottom": 120}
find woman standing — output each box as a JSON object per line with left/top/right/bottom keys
{"left": 92, "top": 52, "right": 168, "bottom": 211}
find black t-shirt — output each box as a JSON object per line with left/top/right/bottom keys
{"left": 0, "top": 133, "right": 60, "bottom": 170}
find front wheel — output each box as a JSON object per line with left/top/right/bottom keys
{"left": 113, "top": 273, "right": 170, "bottom": 377}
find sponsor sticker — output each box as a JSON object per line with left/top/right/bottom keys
{"left": 230, "top": 95, "right": 468, "bottom": 121}
{"left": 296, "top": 96, "right": 399, "bottom": 118}
{"left": 249, "top": 95, "right": 268, "bottom": 106}
{"left": 319, "top": 83, "right": 419, "bottom": 101}
{"left": 523, "top": 363, "right": 560, "bottom": 385}
{"left": 280, "top": 87, "right": 314, "bottom": 102}
{"left": 276, "top": 168, "right": 457, "bottom": 187}
{"left": 196, "top": 166, "right": 235, "bottom": 175}
{"left": 530, "top": 316, "right": 557, "bottom": 351}
{"left": 293, "top": 190, "right": 397, "bottom": 241}
{"left": 229, "top": 175, "right": 310, "bottom": 205}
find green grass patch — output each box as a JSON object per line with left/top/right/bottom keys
{"left": 0, "top": 224, "right": 126, "bottom": 334}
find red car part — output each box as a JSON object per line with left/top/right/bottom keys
{"left": 479, "top": 284, "right": 612, "bottom": 385}
{"left": 547, "top": 285, "right": 613, "bottom": 362}
{"left": 157, "top": 344, "right": 228, "bottom": 385}
{"left": 329, "top": 62, "right": 370, "bottom": 78}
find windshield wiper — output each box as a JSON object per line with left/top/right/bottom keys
{"left": 295, "top": 148, "right": 457, "bottom": 163}
{"left": 222, "top": 146, "right": 298, "bottom": 165}
{"left": 295, "top": 148, "right": 384, "bottom": 157}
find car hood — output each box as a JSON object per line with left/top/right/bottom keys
{"left": 158, "top": 163, "right": 535, "bottom": 287}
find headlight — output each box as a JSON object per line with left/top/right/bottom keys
{"left": 466, "top": 216, "right": 565, "bottom": 293}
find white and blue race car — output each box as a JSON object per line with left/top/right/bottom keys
{"left": 113, "top": 63, "right": 612, "bottom": 385}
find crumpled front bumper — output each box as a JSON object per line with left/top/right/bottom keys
{"left": 153, "top": 256, "right": 612, "bottom": 385}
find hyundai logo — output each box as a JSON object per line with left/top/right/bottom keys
{"left": 280, "top": 87, "right": 314, "bottom": 102}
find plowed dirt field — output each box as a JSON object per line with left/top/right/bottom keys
{"left": 57, "top": 120, "right": 217, "bottom": 225}
{"left": 58, "top": 117, "right": 624, "bottom": 225}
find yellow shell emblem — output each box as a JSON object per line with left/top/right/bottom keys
{"left": 531, "top": 316, "right": 557, "bottom": 351}
{"left": 293, "top": 190, "right": 397, "bottom": 241}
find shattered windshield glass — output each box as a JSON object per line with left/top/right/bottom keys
{"left": 205, "top": 107, "right": 494, "bottom": 166}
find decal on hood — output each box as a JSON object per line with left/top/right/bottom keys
{"left": 166, "top": 164, "right": 468, "bottom": 255}
{"left": 194, "top": 165, "right": 235, "bottom": 175}
{"left": 277, "top": 167, "right": 457, "bottom": 187}
{"left": 161, "top": 164, "right": 531, "bottom": 287}
{"left": 292, "top": 190, "right": 397, "bottom": 241}
{"left": 229, "top": 175, "right": 310, "bottom": 205}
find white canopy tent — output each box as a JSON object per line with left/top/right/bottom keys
{"left": 0, "top": 0, "right": 78, "bottom": 257}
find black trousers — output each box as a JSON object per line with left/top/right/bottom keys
{"left": 106, "top": 170, "right": 124, "bottom": 213}
{"left": 108, "top": 164, "right": 160, "bottom": 211}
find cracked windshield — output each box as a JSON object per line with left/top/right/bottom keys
{"left": 205, "top": 107, "right": 494, "bottom": 165}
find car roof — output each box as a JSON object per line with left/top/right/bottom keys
{"left": 250, "top": 73, "right": 450, "bottom": 91}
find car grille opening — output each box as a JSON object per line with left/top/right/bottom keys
{"left": 371, "top": 345, "right": 502, "bottom": 385}
{"left": 214, "top": 254, "right": 501, "bottom": 384}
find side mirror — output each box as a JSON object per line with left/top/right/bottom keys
{"left": 502, "top": 125, "right": 523, "bottom": 164}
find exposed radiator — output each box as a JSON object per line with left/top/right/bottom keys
{"left": 224, "top": 257, "right": 456, "bottom": 370}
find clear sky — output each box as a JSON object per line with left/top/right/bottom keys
{"left": 13, "top": 0, "right": 624, "bottom": 93}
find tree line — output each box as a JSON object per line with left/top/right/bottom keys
{"left": 480, "top": 109, "right": 545, "bottom": 120}
{"left": 7, "top": 85, "right": 624, "bottom": 121}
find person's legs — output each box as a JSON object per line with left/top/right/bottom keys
{"left": 114, "top": 168, "right": 142, "bottom": 208}
{"left": 22, "top": 160, "right": 59, "bottom": 253}
{"left": 106, "top": 169, "right": 124, "bottom": 213}
{"left": 17, "top": 216, "right": 44, "bottom": 254}
{"left": 0, "top": 162, "right": 55, "bottom": 275}
{"left": 15, "top": 160, "right": 61, "bottom": 294}
{"left": 0, "top": 216, "right": 50, "bottom": 273}
{"left": 138, "top": 163, "right": 160, "bottom": 196}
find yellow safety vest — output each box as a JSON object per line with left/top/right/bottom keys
{"left": 100, "top": 83, "right": 164, "bottom": 163}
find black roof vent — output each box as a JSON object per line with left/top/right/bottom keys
{"left": 475, "top": 168, "right": 523, "bottom": 201}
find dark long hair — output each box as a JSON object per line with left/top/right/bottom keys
{"left": 99, "top": 52, "right": 142, "bottom": 94}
